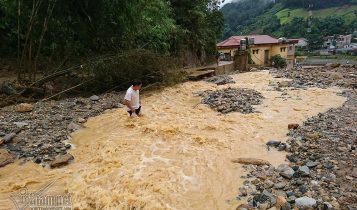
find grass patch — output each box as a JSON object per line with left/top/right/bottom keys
{"left": 275, "top": 5, "right": 357, "bottom": 24}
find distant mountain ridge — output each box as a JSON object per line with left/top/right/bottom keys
{"left": 221, "top": 0, "right": 357, "bottom": 40}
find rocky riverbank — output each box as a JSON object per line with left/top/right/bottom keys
{"left": 236, "top": 64, "right": 357, "bottom": 210}
{"left": 236, "top": 90, "right": 356, "bottom": 210}
{"left": 0, "top": 92, "right": 123, "bottom": 167}
{"left": 205, "top": 75, "right": 236, "bottom": 85}
{"left": 272, "top": 64, "right": 356, "bottom": 89}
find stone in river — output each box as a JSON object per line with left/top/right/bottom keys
{"left": 50, "top": 153, "right": 74, "bottom": 168}
{"left": 278, "top": 143, "right": 287, "bottom": 151}
{"left": 295, "top": 196, "right": 316, "bottom": 208}
{"left": 266, "top": 140, "right": 281, "bottom": 147}
{"left": 288, "top": 124, "right": 299, "bottom": 130}
{"left": 0, "top": 149, "right": 16, "bottom": 167}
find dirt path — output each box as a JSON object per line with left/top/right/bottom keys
{"left": 0, "top": 71, "right": 346, "bottom": 210}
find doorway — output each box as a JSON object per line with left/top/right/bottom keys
{"left": 264, "top": 50, "right": 270, "bottom": 65}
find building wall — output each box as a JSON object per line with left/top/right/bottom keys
{"left": 250, "top": 45, "right": 271, "bottom": 66}
{"left": 297, "top": 40, "right": 308, "bottom": 47}
{"left": 218, "top": 43, "right": 294, "bottom": 66}
{"left": 250, "top": 44, "right": 290, "bottom": 66}
{"left": 324, "top": 34, "right": 352, "bottom": 49}
{"left": 274, "top": 45, "right": 288, "bottom": 58}
{"left": 216, "top": 62, "right": 236, "bottom": 75}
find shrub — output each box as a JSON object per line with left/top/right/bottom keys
{"left": 85, "top": 50, "right": 184, "bottom": 92}
{"left": 271, "top": 55, "right": 287, "bottom": 68}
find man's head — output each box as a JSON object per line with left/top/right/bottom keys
{"left": 131, "top": 79, "right": 142, "bottom": 91}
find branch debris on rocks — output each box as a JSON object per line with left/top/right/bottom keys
{"left": 198, "top": 88, "right": 264, "bottom": 114}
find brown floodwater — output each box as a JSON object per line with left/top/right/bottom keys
{"left": 0, "top": 71, "right": 346, "bottom": 210}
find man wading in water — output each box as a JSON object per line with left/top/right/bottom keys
{"left": 124, "top": 79, "right": 142, "bottom": 116}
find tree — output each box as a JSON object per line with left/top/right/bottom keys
{"left": 305, "top": 32, "right": 323, "bottom": 50}
{"left": 0, "top": 0, "right": 225, "bottom": 81}
{"left": 169, "top": 0, "right": 224, "bottom": 64}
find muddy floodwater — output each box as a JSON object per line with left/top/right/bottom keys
{"left": 0, "top": 71, "right": 346, "bottom": 210}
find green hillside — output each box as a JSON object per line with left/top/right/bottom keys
{"left": 276, "top": 5, "right": 357, "bottom": 24}
{"left": 221, "top": 0, "right": 357, "bottom": 49}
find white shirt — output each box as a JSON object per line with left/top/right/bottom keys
{"left": 124, "top": 86, "right": 140, "bottom": 110}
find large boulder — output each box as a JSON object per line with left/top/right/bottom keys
{"left": 50, "top": 153, "right": 74, "bottom": 168}
{"left": 266, "top": 140, "right": 281, "bottom": 147}
{"left": 277, "top": 164, "right": 295, "bottom": 179}
{"left": 0, "top": 149, "right": 16, "bottom": 167}
{"left": 295, "top": 196, "right": 316, "bottom": 208}
{"left": 298, "top": 166, "right": 310, "bottom": 176}
{"left": 15, "top": 103, "right": 34, "bottom": 112}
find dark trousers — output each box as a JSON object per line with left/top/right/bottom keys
{"left": 128, "top": 106, "right": 141, "bottom": 116}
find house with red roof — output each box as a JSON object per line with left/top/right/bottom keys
{"left": 217, "top": 35, "right": 297, "bottom": 67}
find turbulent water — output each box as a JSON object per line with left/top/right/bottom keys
{"left": 0, "top": 71, "right": 346, "bottom": 210}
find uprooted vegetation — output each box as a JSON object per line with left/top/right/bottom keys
{"left": 0, "top": 50, "right": 185, "bottom": 108}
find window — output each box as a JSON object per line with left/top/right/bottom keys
{"left": 252, "top": 49, "right": 259, "bottom": 54}
{"left": 280, "top": 47, "right": 286, "bottom": 52}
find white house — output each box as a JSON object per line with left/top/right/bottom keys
{"left": 324, "top": 34, "right": 352, "bottom": 49}
{"left": 289, "top": 38, "right": 308, "bottom": 47}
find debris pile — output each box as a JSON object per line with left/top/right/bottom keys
{"left": 236, "top": 91, "right": 357, "bottom": 210}
{"left": 273, "top": 64, "right": 357, "bottom": 88}
{"left": 0, "top": 92, "right": 123, "bottom": 167}
{"left": 199, "top": 88, "right": 264, "bottom": 114}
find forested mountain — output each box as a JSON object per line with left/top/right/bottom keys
{"left": 279, "top": 0, "right": 357, "bottom": 9}
{"left": 221, "top": 0, "right": 357, "bottom": 49}
{"left": 221, "top": 0, "right": 275, "bottom": 37}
